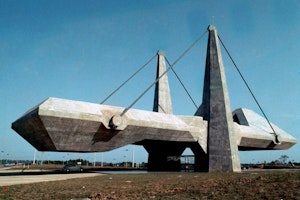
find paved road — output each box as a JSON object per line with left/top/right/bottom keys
{"left": 0, "top": 169, "right": 101, "bottom": 186}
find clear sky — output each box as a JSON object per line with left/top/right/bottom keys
{"left": 1, "top": 0, "right": 299, "bottom": 164}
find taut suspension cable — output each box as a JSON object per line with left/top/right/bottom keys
{"left": 120, "top": 30, "right": 208, "bottom": 116}
{"left": 165, "top": 57, "right": 198, "bottom": 109}
{"left": 100, "top": 53, "right": 157, "bottom": 104}
{"left": 218, "top": 35, "right": 280, "bottom": 144}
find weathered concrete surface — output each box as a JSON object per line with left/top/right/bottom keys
{"left": 12, "top": 97, "right": 206, "bottom": 152}
{"left": 147, "top": 50, "right": 180, "bottom": 171}
{"left": 12, "top": 98, "right": 296, "bottom": 153}
{"left": 153, "top": 50, "right": 173, "bottom": 114}
{"left": 198, "top": 25, "right": 241, "bottom": 172}
{"left": 234, "top": 108, "right": 297, "bottom": 150}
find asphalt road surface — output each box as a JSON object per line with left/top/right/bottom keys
{"left": 0, "top": 168, "right": 101, "bottom": 186}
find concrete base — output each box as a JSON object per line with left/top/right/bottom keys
{"left": 143, "top": 141, "right": 185, "bottom": 171}
{"left": 142, "top": 140, "right": 209, "bottom": 172}
{"left": 190, "top": 143, "right": 209, "bottom": 172}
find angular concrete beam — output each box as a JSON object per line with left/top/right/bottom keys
{"left": 12, "top": 98, "right": 205, "bottom": 152}
{"left": 233, "top": 108, "right": 297, "bottom": 150}
{"left": 11, "top": 98, "right": 296, "bottom": 153}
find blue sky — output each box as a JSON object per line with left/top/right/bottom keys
{"left": 1, "top": 0, "right": 299, "bottom": 164}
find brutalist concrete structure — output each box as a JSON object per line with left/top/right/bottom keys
{"left": 143, "top": 50, "right": 186, "bottom": 171}
{"left": 199, "top": 25, "right": 241, "bottom": 172}
{"left": 12, "top": 25, "right": 297, "bottom": 172}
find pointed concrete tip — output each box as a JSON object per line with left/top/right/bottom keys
{"left": 208, "top": 25, "right": 216, "bottom": 31}
{"left": 157, "top": 50, "right": 165, "bottom": 56}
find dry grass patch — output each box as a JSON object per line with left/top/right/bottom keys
{"left": 1, "top": 170, "right": 299, "bottom": 199}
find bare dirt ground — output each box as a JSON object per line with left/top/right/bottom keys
{"left": 0, "top": 168, "right": 299, "bottom": 200}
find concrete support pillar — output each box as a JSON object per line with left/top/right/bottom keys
{"left": 153, "top": 50, "right": 173, "bottom": 114}
{"left": 190, "top": 142, "right": 208, "bottom": 172}
{"left": 145, "top": 50, "right": 179, "bottom": 171}
{"left": 144, "top": 141, "right": 185, "bottom": 171}
{"left": 200, "top": 25, "right": 241, "bottom": 172}
{"left": 147, "top": 25, "right": 241, "bottom": 172}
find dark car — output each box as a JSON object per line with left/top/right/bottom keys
{"left": 61, "top": 163, "right": 83, "bottom": 173}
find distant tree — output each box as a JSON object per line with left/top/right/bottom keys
{"left": 279, "top": 155, "right": 289, "bottom": 164}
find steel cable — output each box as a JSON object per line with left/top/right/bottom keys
{"left": 100, "top": 53, "right": 157, "bottom": 104}
{"left": 120, "top": 30, "right": 208, "bottom": 116}
{"left": 218, "top": 35, "right": 280, "bottom": 143}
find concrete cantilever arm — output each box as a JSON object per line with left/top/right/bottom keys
{"left": 12, "top": 98, "right": 296, "bottom": 153}
{"left": 12, "top": 97, "right": 207, "bottom": 152}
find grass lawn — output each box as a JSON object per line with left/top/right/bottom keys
{"left": 1, "top": 169, "right": 299, "bottom": 199}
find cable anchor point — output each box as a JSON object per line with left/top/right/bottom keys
{"left": 109, "top": 114, "right": 125, "bottom": 130}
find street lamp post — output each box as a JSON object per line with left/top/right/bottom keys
{"left": 93, "top": 153, "right": 96, "bottom": 167}
{"left": 6, "top": 153, "right": 9, "bottom": 165}
{"left": 33, "top": 150, "right": 37, "bottom": 164}
{"left": 125, "top": 148, "right": 129, "bottom": 168}
{"left": 124, "top": 155, "right": 127, "bottom": 167}
{"left": 132, "top": 146, "right": 135, "bottom": 168}
{"left": 1, "top": 151, "right": 4, "bottom": 165}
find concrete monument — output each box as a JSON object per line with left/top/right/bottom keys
{"left": 12, "top": 25, "right": 297, "bottom": 172}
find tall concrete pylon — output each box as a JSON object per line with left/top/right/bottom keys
{"left": 196, "top": 25, "right": 241, "bottom": 172}
{"left": 144, "top": 50, "right": 184, "bottom": 171}
{"left": 153, "top": 50, "right": 173, "bottom": 114}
